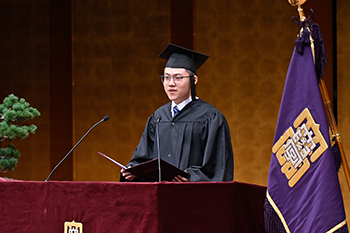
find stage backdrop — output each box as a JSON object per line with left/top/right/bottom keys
{"left": 0, "top": 0, "right": 349, "bottom": 219}
{"left": 70, "top": 0, "right": 298, "bottom": 185}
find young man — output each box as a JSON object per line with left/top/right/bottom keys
{"left": 121, "top": 44, "right": 234, "bottom": 182}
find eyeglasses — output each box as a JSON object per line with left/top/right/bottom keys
{"left": 160, "top": 75, "right": 192, "bottom": 85}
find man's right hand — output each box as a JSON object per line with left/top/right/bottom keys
{"left": 121, "top": 168, "right": 136, "bottom": 181}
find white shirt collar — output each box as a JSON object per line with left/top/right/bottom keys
{"left": 171, "top": 96, "right": 197, "bottom": 117}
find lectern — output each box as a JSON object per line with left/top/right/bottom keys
{"left": 0, "top": 178, "right": 266, "bottom": 232}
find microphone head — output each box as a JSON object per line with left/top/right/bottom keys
{"left": 103, "top": 115, "right": 110, "bottom": 121}
{"left": 157, "top": 116, "right": 162, "bottom": 122}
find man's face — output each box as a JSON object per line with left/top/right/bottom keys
{"left": 163, "top": 68, "right": 197, "bottom": 104}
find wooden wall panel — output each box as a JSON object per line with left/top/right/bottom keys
{"left": 49, "top": 0, "right": 73, "bottom": 181}
{"left": 337, "top": 0, "right": 350, "bottom": 222}
{"left": 0, "top": 0, "right": 51, "bottom": 180}
{"left": 170, "top": 0, "right": 194, "bottom": 49}
{"left": 72, "top": 0, "right": 170, "bottom": 181}
{"left": 195, "top": 1, "right": 297, "bottom": 185}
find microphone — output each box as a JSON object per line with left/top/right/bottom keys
{"left": 156, "top": 116, "right": 162, "bottom": 182}
{"left": 45, "top": 115, "right": 110, "bottom": 181}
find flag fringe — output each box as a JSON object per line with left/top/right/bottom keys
{"left": 292, "top": 9, "right": 327, "bottom": 81}
{"left": 309, "top": 22, "right": 327, "bottom": 80}
{"left": 264, "top": 197, "right": 287, "bottom": 233}
{"left": 332, "top": 142, "right": 342, "bottom": 172}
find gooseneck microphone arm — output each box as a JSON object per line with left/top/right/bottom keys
{"left": 45, "top": 115, "right": 110, "bottom": 181}
{"left": 156, "top": 117, "right": 162, "bottom": 182}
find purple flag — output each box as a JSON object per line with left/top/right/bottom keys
{"left": 265, "top": 23, "right": 348, "bottom": 232}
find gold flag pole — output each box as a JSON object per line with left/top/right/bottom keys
{"left": 288, "top": 0, "right": 350, "bottom": 192}
{"left": 288, "top": 0, "right": 307, "bottom": 21}
{"left": 319, "top": 79, "right": 350, "bottom": 192}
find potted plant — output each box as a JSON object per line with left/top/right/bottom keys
{"left": 0, "top": 94, "right": 40, "bottom": 173}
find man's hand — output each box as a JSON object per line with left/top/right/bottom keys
{"left": 172, "top": 175, "right": 189, "bottom": 182}
{"left": 121, "top": 168, "right": 136, "bottom": 181}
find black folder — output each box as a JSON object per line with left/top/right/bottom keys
{"left": 127, "top": 158, "right": 188, "bottom": 182}
{"left": 98, "top": 152, "right": 188, "bottom": 182}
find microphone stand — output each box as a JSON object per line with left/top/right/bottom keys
{"left": 45, "top": 115, "right": 110, "bottom": 181}
{"left": 156, "top": 117, "right": 161, "bottom": 182}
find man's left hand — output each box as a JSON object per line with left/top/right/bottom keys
{"left": 172, "top": 175, "right": 189, "bottom": 182}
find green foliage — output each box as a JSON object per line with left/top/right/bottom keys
{"left": 0, "top": 94, "right": 40, "bottom": 173}
{"left": 0, "top": 144, "right": 20, "bottom": 172}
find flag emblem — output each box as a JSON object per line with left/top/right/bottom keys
{"left": 272, "top": 108, "right": 328, "bottom": 187}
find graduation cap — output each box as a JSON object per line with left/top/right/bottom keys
{"left": 159, "top": 44, "right": 209, "bottom": 75}
{"left": 159, "top": 44, "right": 209, "bottom": 101}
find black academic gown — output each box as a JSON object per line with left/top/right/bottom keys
{"left": 127, "top": 99, "right": 234, "bottom": 182}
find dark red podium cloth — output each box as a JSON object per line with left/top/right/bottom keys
{"left": 0, "top": 178, "right": 266, "bottom": 233}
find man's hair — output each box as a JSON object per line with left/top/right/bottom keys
{"left": 186, "top": 69, "right": 195, "bottom": 77}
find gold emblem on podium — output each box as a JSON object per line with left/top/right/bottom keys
{"left": 64, "top": 220, "right": 83, "bottom": 233}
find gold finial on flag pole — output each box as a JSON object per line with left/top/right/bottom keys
{"left": 288, "top": 0, "right": 307, "bottom": 21}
